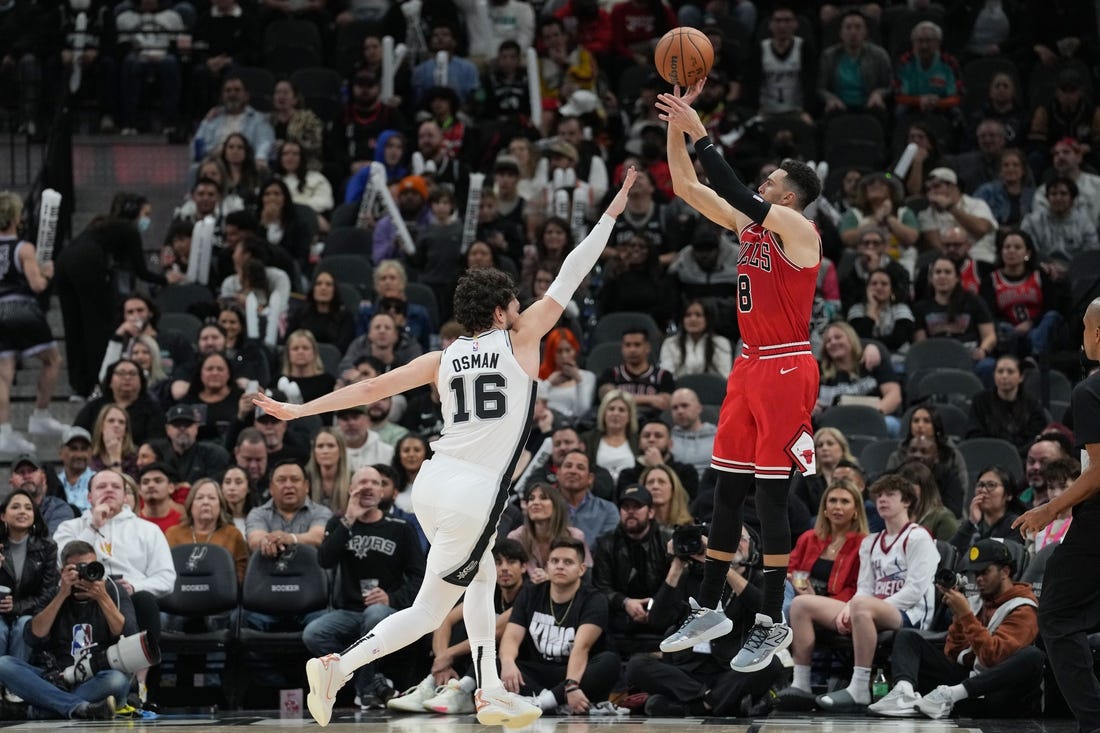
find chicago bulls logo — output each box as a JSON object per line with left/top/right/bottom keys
{"left": 785, "top": 427, "right": 817, "bottom": 476}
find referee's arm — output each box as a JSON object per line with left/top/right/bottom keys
{"left": 1014, "top": 442, "right": 1100, "bottom": 535}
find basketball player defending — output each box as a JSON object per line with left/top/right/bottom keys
{"left": 655, "top": 83, "right": 822, "bottom": 672}
{"left": 254, "top": 168, "right": 638, "bottom": 728}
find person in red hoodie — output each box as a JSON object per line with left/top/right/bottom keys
{"left": 554, "top": 0, "right": 613, "bottom": 59}
{"left": 867, "top": 539, "right": 1043, "bottom": 719}
{"left": 783, "top": 478, "right": 867, "bottom": 621}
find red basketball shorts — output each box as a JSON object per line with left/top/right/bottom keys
{"left": 711, "top": 348, "right": 819, "bottom": 479}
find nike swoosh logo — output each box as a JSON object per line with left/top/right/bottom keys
{"left": 780, "top": 367, "right": 798, "bottom": 375}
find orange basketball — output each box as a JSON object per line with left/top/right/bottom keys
{"left": 654, "top": 27, "right": 714, "bottom": 87}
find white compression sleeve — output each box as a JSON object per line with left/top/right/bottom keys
{"left": 545, "top": 213, "right": 615, "bottom": 307}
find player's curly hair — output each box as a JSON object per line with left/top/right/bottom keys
{"left": 452, "top": 268, "right": 518, "bottom": 333}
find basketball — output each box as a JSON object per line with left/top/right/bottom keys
{"left": 654, "top": 27, "right": 714, "bottom": 87}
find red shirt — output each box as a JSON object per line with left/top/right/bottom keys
{"left": 142, "top": 508, "right": 182, "bottom": 534}
{"left": 735, "top": 221, "right": 820, "bottom": 347}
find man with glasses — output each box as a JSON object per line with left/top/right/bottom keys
{"left": 917, "top": 167, "right": 998, "bottom": 263}
{"left": 839, "top": 226, "right": 910, "bottom": 310}
{"left": 867, "top": 539, "right": 1042, "bottom": 719}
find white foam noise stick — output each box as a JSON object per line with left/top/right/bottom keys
{"left": 526, "top": 46, "right": 542, "bottom": 130}
{"left": 460, "top": 173, "right": 485, "bottom": 253}
{"left": 36, "top": 189, "right": 61, "bottom": 264}
{"left": 373, "top": 163, "right": 415, "bottom": 255}
{"left": 187, "top": 215, "right": 214, "bottom": 285}
{"left": 894, "top": 143, "right": 919, "bottom": 179}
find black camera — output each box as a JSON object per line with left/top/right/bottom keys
{"left": 672, "top": 525, "right": 705, "bottom": 558}
{"left": 935, "top": 567, "right": 967, "bottom": 590}
{"left": 75, "top": 561, "right": 105, "bottom": 582}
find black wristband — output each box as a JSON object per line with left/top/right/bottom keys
{"left": 695, "top": 136, "right": 772, "bottom": 225}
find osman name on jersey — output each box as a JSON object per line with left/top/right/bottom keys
{"left": 451, "top": 352, "right": 501, "bottom": 372}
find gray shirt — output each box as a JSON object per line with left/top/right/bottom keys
{"left": 672, "top": 423, "right": 719, "bottom": 480}
{"left": 245, "top": 497, "right": 333, "bottom": 537}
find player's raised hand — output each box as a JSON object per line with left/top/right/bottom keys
{"left": 252, "top": 392, "right": 301, "bottom": 422}
{"left": 656, "top": 83, "right": 707, "bottom": 140}
{"left": 605, "top": 166, "right": 638, "bottom": 218}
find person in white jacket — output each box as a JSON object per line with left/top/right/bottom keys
{"left": 53, "top": 469, "right": 176, "bottom": 702}
{"left": 780, "top": 473, "right": 939, "bottom": 713}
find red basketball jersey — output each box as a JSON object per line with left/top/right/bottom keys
{"left": 735, "top": 222, "right": 821, "bottom": 347}
{"left": 991, "top": 270, "right": 1044, "bottom": 325}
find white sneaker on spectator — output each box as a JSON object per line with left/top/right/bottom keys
{"left": 387, "top": 676, "right": 437, "bottom": 712}
{"left": 424, "top": 679, "right": 474, "bottom": 714}
{"left": 0, "top": 431, "right": 34, "bottom": 454}
{"left": 28, "top": 412, "right": 67, "bottom": 436}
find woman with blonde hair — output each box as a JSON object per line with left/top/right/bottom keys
{"left": 90, "top": 403, "right": 138, "bottom": 479}
{"left": 784, "top": 478, "right": 868, "bottom": 617}
{"left": 815, "top": 321, "right": 902, "bottom": 436}
{"left": 281, "top": 329, "right": 336, "bottom": 404}
{"left": 506, "top": 483, "right": 592, "bottom": 583}
{"left": 305, "top": 427, "right": 351, "bottom": 514}
{"left": 581, "top": 389, "right": 640, "bottom": 483}
{"left": 165, "top": 477, "right": 250, "bottom": 583}
{"left": 641, "top": 464, "right": 693, "bottom": 528}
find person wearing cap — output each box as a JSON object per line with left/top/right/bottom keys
{"left": 136, "top": 463, "right": 184, "bottom": 533}
{"left": 411, "top": 23, "right": 480, "bottom": 106}
{"left": 867, "top": 539, "right": 1042, "bottom": 719}
{"left": 9, "top": 455, "right": 78, "bottom": 537}
{"left": 1033, "top": 137, "right": 1100, "bottom": 228}
{"left": 164, "top": 404, "right": 230, "bottom": 485}
{"left": 892, "top": 21, "right": 962, "bottom": 120}
{"left": 1027, "top": 67, "right": 1100, "bottom": 174}
{"left": 625, "top": 526, "right": 784, "bottom": 716}
{"left": 917, "top": 165, "right": 998, "bottom": 263}
{"left": 58, "top": 427, "right": 96, "bottom": 512}
{"left": 335, "top": 404, "right": 395, "bottom": 472}
{"left": 592, "top": 484, "right": 672, "bottom": 641}
{"left": 371, "top": 173, "right": 431, "bottom": 264}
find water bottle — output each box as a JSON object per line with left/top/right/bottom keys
{"left": 872, "top": 668, "right": 889, "bottom": 701}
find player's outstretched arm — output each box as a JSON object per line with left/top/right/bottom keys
{"left": 253, "top": 351, "right": 442, "bottom": 421}
{"left": 512, "top": 167, "right": 639, "bottom": 343}
{"left": 659, "top": 85, "right": 817, "bottom": 258}
{"left": 659, "top": 83, "right": 746, "bottom": 233}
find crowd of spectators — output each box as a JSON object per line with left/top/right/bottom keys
{"left": 1, "top": 0, "right": 1100, "bottom": 722}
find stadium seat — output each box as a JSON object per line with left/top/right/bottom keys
{"left": 318, "top": 342, "right": 342, "bottom": 378}
{"left": 901, "top": 403, "right": 969, "bottom": 439}
{"left": 159, "top": 312, "right": 204, "bottom": 344}
{"left": 957, "top": 437, "right": 1024, "bottom": 490}
{"left": 823, "top": 114, "right": 886, "bottom": 169}
{"left": 592, "top": 311, "right": 661, "bottom": 346}
{"left": 289, "top": 67, "right": 343, "bottom": 103}
{"left": 585, "top": 341, "right": 624, "bottom": 377}
{"left": 405, "top": 282, "right": 440, "bottom": 331}
{"left": 904, "top": 339, "right": 974, "bottom": 391}
{"left": 263, "top": 19, "right": 322, "bottom": 57}
{"left": 675, "top": 373, "right": 726, "bottom": 406}
{"left": 266, "top": 45, "right": 324, "bottom": 76}
{"left": 234, "top": 67, "right": 276, "bottom": 112}
{"left": 337, "top": 282, "right": 364, "bottom": 311}
{"left": 909, "top": 367, "right": 985, "bottom": 408}
{"left": 322, "top": 227, "right": 373, "bottom": 258}
{"left": 329, "top": 202, "right": 360, "bottom": 229}
{"left": 314, "top": 254, "right": 372, "bottom": 292}
{"left": 156, "top": 283, "right": 215, "bottom": 314}
{"left": 1023, "top": 369, "right": 1074, "bottom": 405}
{"left": 860, "top": 439, "right": 897, "bottom": 480}
{"left": 155, "top": 544, "right": 240, "bottom": 707}
{"left": 818, "top": 404, "right": 890, "bottom": 439}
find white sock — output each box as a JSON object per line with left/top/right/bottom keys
{"left": 895, "top": 679, "right": 915, "bottom": 697}
{"left": 947, "top": 684, "right": 968, "bottom": 703}
{"left": 536, "top": 688, "right": 558, "bottom": 711}
{"left": 847, "top": 666, "right": 871, "bottom": 703}
{"left": 31, "top": 408, "right": 49, "bottom": 418}
{"left": 458, "top": 676, "right": 476, "bottom": 693}
{"left": 792, "top": 665, "right": 811, "bottom": 692}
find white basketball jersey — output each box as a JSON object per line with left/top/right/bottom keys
{"left": 760, "top": 37, "right": 803, "bottom": 114}
{"left": 864, "top": 522, "right": 936, "bottom": 629}
{"left": 432, "top": 328, "right": 536, "bottom": 476}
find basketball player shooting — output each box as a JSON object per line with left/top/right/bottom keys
{"left": 655, "top": 82, "right": 822, "bottom": 672}
{"left": 254, "top": 168, "right": 639, "bottom": 728}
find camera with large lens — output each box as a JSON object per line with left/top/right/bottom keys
{"left": 75, "top": 561, "right": 105, "bottom": 582}
{"left": 672, "top": 524, "right": 705, "bottom": 558}
{"left": 62, "top": 632, "right": 160, "bottom": 685}
{"left": 935, "top": 567, "right": 967, "bottom": 590}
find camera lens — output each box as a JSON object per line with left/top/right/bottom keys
{"left": 934, "top": 567, "right": 958, "bottom": 589}
{"left": 77, "top": 561, "right": 105, "bottom": 582}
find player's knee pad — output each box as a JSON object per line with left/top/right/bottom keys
{"left": 754, "top": 478, "right": 791, "bottom": 555}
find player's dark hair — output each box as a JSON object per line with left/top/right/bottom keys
{"left": 453, "top": 268, "right": 518, "bottom": 333}
{"left": 779, "top": 159, "right": 821, "bottom": 210}
{"left": 549, "top": 535, "right": 586, "bottom": 562}
{"left": 493, "top": 537, "right": 529, "bottom": 564}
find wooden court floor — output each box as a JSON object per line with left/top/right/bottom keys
{"left": 0, "top": 711, "right": 1079, "bottom": 732}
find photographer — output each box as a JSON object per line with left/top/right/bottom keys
{"left": 0, "top": 540, "right": 137, "bottom": 720}
{"left": 625, "top": 526, "right": 784, "bottom": 716}
{"left": 868, "top": 540, "right": 1043, "bottom": 719}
